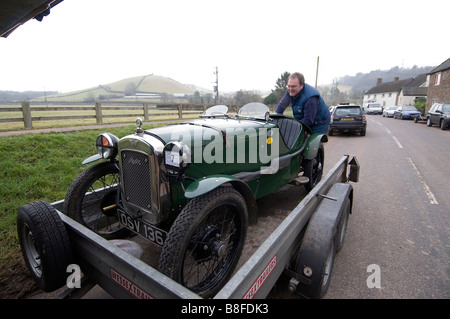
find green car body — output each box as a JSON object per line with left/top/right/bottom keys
{"left": 112, "top": 103, "right": 326, "bottom": 226}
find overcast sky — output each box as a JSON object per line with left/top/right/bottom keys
{"left": 1, "top": 0, "right": 448, "bottom": 94}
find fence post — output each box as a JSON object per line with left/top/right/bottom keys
{"left": 143, "top": 103, "right": 149, "bottom": 121}
{"left": 178, "top": 104, "right": 182, "bottom": 119}
{"left": 95, "top": 102, "right": 103, "bottom": 123}
{"left": 21, "top": 102, "right": 33, "bottom": 129}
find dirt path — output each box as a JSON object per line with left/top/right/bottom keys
{"left": 0, "top": 120, "right": 181, "bottom": 137}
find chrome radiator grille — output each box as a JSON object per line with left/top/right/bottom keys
{"left": 121, "top": 150, "right": 152, "bottom": 211}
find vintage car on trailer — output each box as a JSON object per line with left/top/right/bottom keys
{"left": 19, "top": 103, "right": 328, "bottom": 298}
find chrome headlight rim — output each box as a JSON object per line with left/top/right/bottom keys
{"left": 96, "top": 133, "right": 119, "bottom": 159}
{"left": 163, "top": 141, "right": 191, "bottom": 174}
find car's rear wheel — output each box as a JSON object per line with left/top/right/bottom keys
{"left": 303, "top": 144, "right": 324, "bottom": 192}
{"left": 158, "top": 187, "right": 248, "bottom": 298}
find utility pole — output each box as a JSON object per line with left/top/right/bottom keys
{"left": 214, "top": 66, "right": 219, "bottom": 103}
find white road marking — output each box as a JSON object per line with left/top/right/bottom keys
{"left": 407, "top": 157, "right": 438, "bottom": 205}
{"left": 392, "top": 136, "right": 403, "bottom": 149}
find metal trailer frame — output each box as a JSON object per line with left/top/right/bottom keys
{"left": 32, "top": 155, "right": 359, "bottom": 299}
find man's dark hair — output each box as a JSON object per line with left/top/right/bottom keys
{"left": 289, "top": 72, "right": 305, "bottom": 86}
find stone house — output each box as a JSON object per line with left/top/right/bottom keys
{"left": 425, "top": 57, "right": 450, "bottom": 114}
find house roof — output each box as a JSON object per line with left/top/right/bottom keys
{"left": 364, "top": 78, "right": 414, "bottom": 95}
{"left": 0, "top": 0, "right": 63, "bottom": 38}
{"left": 428, "top": 57, "right": 450, "bottom": 74}
{"left": 402, "top": 87, "right": 428, "bottom": 97}
{"left": 401, "top": 73, "right": 428, "bottom": 96}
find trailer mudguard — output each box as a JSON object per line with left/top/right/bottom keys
{"left": 292, "top": 182, "right": 353, "bottom": 298}
{"left": 184, "top": 174, "right": 258, "bottom": 224}
{"left": 304, "top": 133, "right": 328, "bottom": 160}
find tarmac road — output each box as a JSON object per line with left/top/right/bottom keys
{"left": 323, "top": 115, "right": 450, "bottom": 299}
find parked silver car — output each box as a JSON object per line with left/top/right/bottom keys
{"left": 383, "top": 106, "right": 397, "bottom": 117}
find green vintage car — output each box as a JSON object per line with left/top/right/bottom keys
{"left": 63, "top": 102, "right": 327, "bottom": 297}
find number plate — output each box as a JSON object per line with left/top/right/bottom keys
{"left": 118, "top": 210, "right": 167, "bottom": 246}
{"left": 342, "top": 117, "right": 354, "bottom": 120}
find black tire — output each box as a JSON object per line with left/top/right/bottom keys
{"left": 303, "top": 144, "right": 324, "bottom": 192}
{"left": 17, "top": 201, "right": 73, "bottom": 292}
{"left": 427, "top": 117, "right": 432, "bottom": 127}
{"left": 63, "top": 161, "right": 129, "bottom": 239}
{"left": 296, "top": 241, "right": 336, "bottom": 299}
{"left": 335, "top": 197, "right": 351, "bottom": 252}
{"left": 158, "top": 187, "right": 248, "bottom": 298}
{"left": 319, "top": 242, "right": 336, "bottom": 298}
{"left": 360, "top": 129, "right": 366, "bottom": 136}
{"left": 440, "top": 120, "right": 447, "bottom": 130}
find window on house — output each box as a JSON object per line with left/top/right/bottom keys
{"left": 435, "top": 73, "right": 441, "bottom": 86}
{"left": 382, "top": 94, "right": 385, "bottom": 98}
{"left": 388, "top": 93, "right": 392, "bottom": 97}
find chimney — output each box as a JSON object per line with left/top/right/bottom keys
{"left": 376, "top": 78, "right": 382, "bottom": 86}
{"left": 394, "top": 77, "right": 399, "bottom": 81}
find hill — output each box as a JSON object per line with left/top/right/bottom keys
{"left": 31, "top": 74, "right": 196, "bottom": 103}
{"left": 0, "top": 90, "right": 58, "bottom": 103}
{"left": 336, "top": 65, "right": 435, "bottom": 92}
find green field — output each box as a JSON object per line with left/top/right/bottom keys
{"left": 0, "top": 123, "right": 170, "bottom": 278}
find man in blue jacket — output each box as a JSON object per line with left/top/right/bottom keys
{"left": 276, "top": 72, "right": 330, "bottom": 134}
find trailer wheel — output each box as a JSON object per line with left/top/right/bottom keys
{"left": 63, "top": 161, "right": 129, "bottom": 239}
{"left": 335, "top": 197, "right": 351, "bottom": 252}
{"left": 158, "top": 187, "right": 248, "bottom": 298}
{"left": 296, "top": 240, "right": 336, "bottom": 299}
{"left": 303, "top": 143, "right": 324, "bottom": 192}
{"left": 17, "top": 201, "right": 73, "bottom": 292}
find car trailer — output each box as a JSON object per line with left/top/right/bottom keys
{"left": 17, "top": 155, "right": 359, "bottom": 299}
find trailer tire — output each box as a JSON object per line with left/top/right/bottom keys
{"left": 295, "top": 239, "right": 336, "bottom": 299}
{"left": 17, "top": 201, "right": 73, "bottom": 292}
{"left": 63, "top": 161, "right": 129, "bottom": 239}
{"left": 335, "top": 197, "right": 351, "bottom": 252}
{"left": 158, "top": 187, "right": 248, "bottom": 298}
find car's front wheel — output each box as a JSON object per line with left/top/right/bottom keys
{"left": 63, "top": 161, "right": 129, "bottom": 239}
{"left": 427, "top": 117, "right": 432, "bottom": 126}
{"left": 159, "top": 187, "right": 248, "bottom": 298}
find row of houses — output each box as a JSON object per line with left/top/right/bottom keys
{"left": 362, "top": 57, "right": 450, "bottom": 114}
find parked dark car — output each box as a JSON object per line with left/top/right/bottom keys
{"left": 328, "top": 103, "right": 366, "bottom": 136}
{"left": 393, "top": 106, "right": 421, "bottom": 120}
{"left": 426, "top": 103, "right": 450, "bottom": 130}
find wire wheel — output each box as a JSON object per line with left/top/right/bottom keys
{"left": 159, "top": 187, "right": 248, "bottom": 298}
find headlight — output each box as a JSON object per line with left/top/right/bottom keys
{"left": 163, "top": 141, "right": 191, "bottom": 174}
{"left": 96, "top": 133, "right": 119, "bottom": 159}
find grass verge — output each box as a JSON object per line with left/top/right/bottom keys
{"left": 0, "top": 123, "right": 166, "bottom": 282}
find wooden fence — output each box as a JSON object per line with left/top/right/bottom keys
{"left": 0, "top": 102, "right": 206, "bottom": 129}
